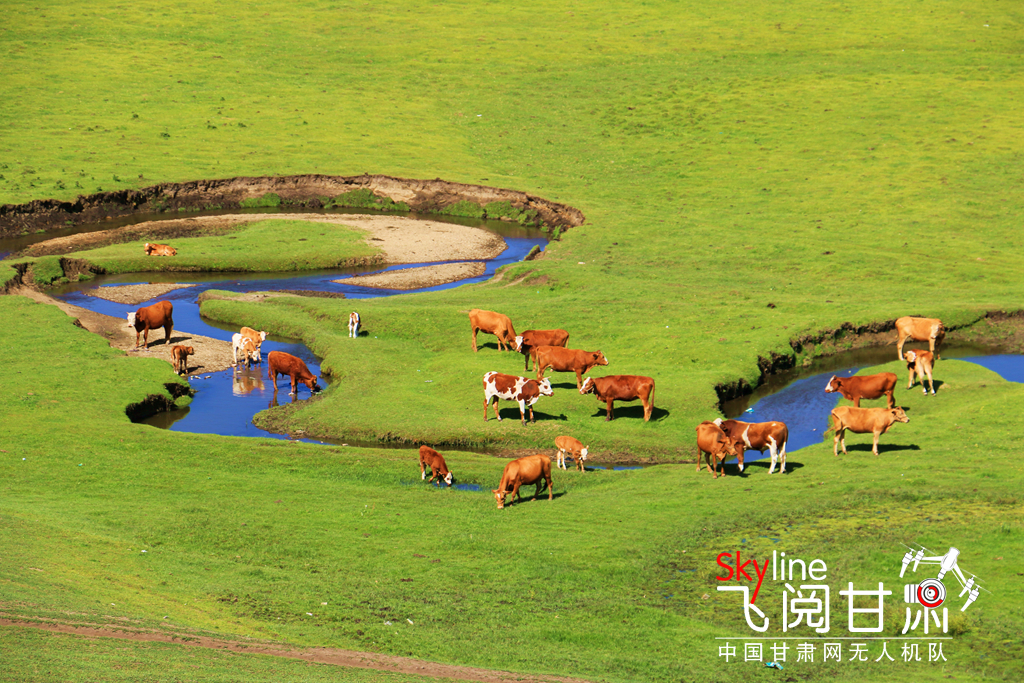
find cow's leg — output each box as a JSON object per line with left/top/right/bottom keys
{"left": 164, "top": 322, "right": 173, "bottom": 345}
{"left": 897, "top": 334, "right": 906, "bottom": 361}
{"left": 524, "top": 352, "right": 530, "bottom": 372}
{"left": 833, "top": 428, "right": 842, "bottom": 457}
{"left": 289, "top": 375, "right": 298, "bottom": 395}
{"left": 926, "top": 367, "right": 935, "bottom": 394}
{"left": 643, "top": 396, "right": 652, "bottom": 422}
{"left": 471, "top": 326, "right": 478, "bottom": 353}
{"left": 696, "top": 446, "right": 703, "bottom": 472}
{"left": 545, "top": 475, "right": 553, "bottom": 500}
{"left": 767, "top": 436, "right": 778, "bottom": 474}
{"left": 853, "top": 396, "right": 861, "bottom": 408}
{"left": 885, "top": 389, "right": 895, "bottom": 409}
{"left": 421, "top": 458, "right": 427, "bottom": 481}
{"left": 779, "top": 441, "right": 787, "bottom": 473}
{"left": 605, "top": 398, "right": 615, "bottom": 421}
{"left": 872, "top": 431, "right": 881, "bottom": 456}
{"left": 536, "top": 363, "right": 546, "bottom": 383}
{"left": 142, "top": 326, "right": 151, "bottom": 350}
{"left": 518, "top": 399, "right": 527, "bottom": 426}
{"left": 907, "top": 367, "right": 915, "bottom": 390}
{"left": 575, "top": 370, "right": 583, "bottom": 391}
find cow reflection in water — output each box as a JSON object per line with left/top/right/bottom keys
{"left": 232, "top": 367, "right": 265, "bottom": 397}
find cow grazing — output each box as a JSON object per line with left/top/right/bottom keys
{"left": 240, "top": 326, "right": 267, "bottom": 362}
{"left": 896, "top": 316, "right": 945, "bottom": 360}
{"left": 554, "top": 435, "right": 589, "bottom": 472}
{"left": 267, "top": 350, "right": 322, "bottom": 396}
{"left": 714, "top": 418, "right": 790, "bottom": 474}
{"left": 232, "top": 333, "right": 260, "bottom": 369}
{"left": 171, "top": 345, "right": 194, "bottom": 376}
{"left": 579, "top": 375, "right": 656, "bottom": 422}
{"left": 514, "top": 329, "right": 570, "bottom": 371}
{"left": 535, "top": 347, "right": 609, "bottom": 390}
{"left": 483, "top": 371, "right": 553, "bottom": 426}
{"left": 126, "top": 300, "right": 174, "bottom": 349}
{"left": 469, "top": 309, "right": 517, "bottom": 352}
{"left": 144, "top": 242, "right": 177, "bottom": 256}
{"left": 829, "top": 406, "right": 909, "bottom": 456}
{"left": 904, "top": 350, "right": 936, "bottom": 395}
{"left": 695, "top": 421, "right": 742, "bottom": 479}
{"left": 824, "top": 372, "right": 898, "bottom": 408}
{"left": 348, "top": 312, "right": 360, "bottom": 338}
{"left": 419, "top": 445, "right": 453, "bottom": 486}
{"left": 493, "top": 454, "right": 553, "bottom": 510}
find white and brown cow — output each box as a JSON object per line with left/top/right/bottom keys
{"left": 535, "top": 346, "right": 609, "bottom": 390}
{"left": 232, "top": 333, "right": 260, "bottom": 369}
{"left": 695, "top": 421, "right": 742, "bottom": 479}
{"left": 896, "top": 316, "right": 945, "bottom": 360}
{"left": 514, "top": 329, "right": 570, "bottom": 371}
{"left": 483, "top": 371, "right": 553, "bottom": 426}
{"left": 348, "top": 312, "right": 360, "bottom": 338}
{"left": 239, "top": 326, "right": 267, "bottom": 363}
{"left": 419, "top": 445, "right": 453, "bottom": 486}
{"left": 829, "top": 406, "right": 909, "bottom": 456}
{"left": 825, "top": 372, "right": 898, "bottom": 408}
{"left": 554, "top": 435, "right": 589, "bottom": 472}
{"left": 904, "top": 349, "right": 936, "bottom": 395}
{"left": 579, "top": 375, "right": 656, "bottom": 422}
{"left": 714, "top": 418, "right": 790, "bottom": 474}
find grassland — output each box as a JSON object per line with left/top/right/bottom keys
{"left": 2, "top": 0, "right": 1024, "bottom": 680}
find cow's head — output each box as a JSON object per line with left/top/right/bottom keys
{"left": 144, "top": 242, "right": 153, "bottom": 254}
{"left": 891, "top": 407, "right": 909, "bottom": 423}
{"left": 904, "top": 350, "right": 917, "bottom": 363}
{"left": 580, "top": 446, "right": 589, "bottom": 461}
{"left": 182, "top": 346, "right": 195, "bottom": 356}
{"left": 593, "top": 351, "right": 609, "bottom": 366}
{"left": 726, "top": 437, "right": 746, "bottom": 472}
{"left": 444, "top": 472, "right": 453, "bottom": 486}
{"left": 258, "top": 330, "right": 268, "bottom": 341}
{"left": 126, "top": 312, "right": 137, "bottom": 328}
{"left": 537, "top": 378, "right": 554, "bottom": 396}
{"left": 580, "top": 377, "right": 595, "bottom": 395}
{"left": 514, "top": 335, "right": 525, "bottom": 352}
{"left": 304, "top": 376, "right": 323, "bottom": 394}
{"left": 824, "top": 375, "right": 841, "bottom": 393}
{"left": 492, "top": 489, "right": 507, "bottom": 509}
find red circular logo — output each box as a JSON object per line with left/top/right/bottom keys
{"left": 917, "top": 579, "right": 946, "bottom": 608}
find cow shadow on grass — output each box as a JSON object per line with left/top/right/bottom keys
{"left": 904, "top": 380, "right": 944, "bottom": 394}
{"left": 741, "top": 460, "right": 806, "bottom": 475}
{"left": 504, "top": 490, "right": 569, "bottom": 507}
{"left": 590, "top": 405, "right": 670, "bottom": 421}
{"left": 844, "top": 443, "right": 921, "bottom": 453}
{"left": 494, "top": 408, "right": 568, "bottom": 422}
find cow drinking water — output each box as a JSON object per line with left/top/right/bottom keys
{"left": 267, "top": 351, "right": 321, "bottom": 397}
{"left": 419, "top": 445, "right": 453, "bottom": 486}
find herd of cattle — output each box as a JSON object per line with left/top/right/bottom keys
{"left": 123, "top": 293, "right": 945, "bottom": 506}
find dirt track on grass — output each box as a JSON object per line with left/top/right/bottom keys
{"left": 0, "top": 618, "right": 591, "bottom": 683}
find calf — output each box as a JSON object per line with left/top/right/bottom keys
{"left": 126, "top": 300, "right": 174, "bottom": 349}
{"left": 493, "top": 454, "right": 553, "bottom": 509}
{"left": 267, "top": 350, "right": 322, "bottom": 396}
{"left": 144, "top": 242, "right": 177, "bottom": 256}
{"left": 171, "top": 345, "right": 194, "bottom": 376}
{"left": 579, "top": 375, "right": 656, "bottom": 422}
{"left": 714, "top": 418, "right": 790, "bottom": 474}
{"left": 240, "top": 326, "right": 267, "bottom": 362}
{"left": 348, "top": 312, "right": 360, "bottom": 338}
{"left": 483, "top": 371, "right": 553, "bottom": 425}
{"left": 514, "top": 329, "right": 570, "bottom": 371}
{"left": 904, "top": 350, "right": 936, "bottom": 395}
{"left": 419, "top": 445, "right": 453, "bottom": 486}
{"left": 554, "top": 435, "right": 589, "bottom": 472}
{"left": 695, "top": 421, "right": 742, "bottom": 479}
{"left": 535, "top": 347, "right": 609, "bottom": 390}
{"left": 829, "top": 406, "right": 909, "bottom": 456}
{"left": 896, "top": 316, "right": 945, "bottom": 360}
{"left": 825, "top": 372, "right": 897, "bottom": 408}
{"left": 232, "top": 333, "right": 260, "bottom": 369}
{"left": 469, "top": 309, "right": 517, "bottom": 352}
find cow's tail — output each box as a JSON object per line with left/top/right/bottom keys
{"left": 823, "top": 413, "right": 839, "bottom": 434}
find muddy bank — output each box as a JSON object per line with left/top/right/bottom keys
{"left": 85, "top": 283, "right": 198, "bottom": 305}
{"left": 0, "top": 174, "right": 586, "bottom": 238}
{"left": 335, "top": 262, "right": 486, "bottom": 290}
{"left": 15, "top": 288, "right": 237, "bottom": 374}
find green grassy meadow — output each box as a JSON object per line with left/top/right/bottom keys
{"left": 3, "top": 0, "right": 1024, "bottom": 680}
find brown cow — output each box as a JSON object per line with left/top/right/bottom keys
{"left": 579, "top": 375, "right": 656, "bottom": 422}
{"left": 171, "top": 345, "right": 194, "bottom": 376}
{"left": 896, "top": 316, "right": 945, "bottom": 360}
{"left": 535, "top": 347, "right": 609, "bottom": 390}
{"left": 267, "top": 351, "right": 322, "bottom": 396}
{"left": 695, "top": 421, "right": 742, "bottom": 479}
{"left": 829, "top": 406, "right": 909, "bottom": 456}
{"left": 419, "top": 445, "right": 453, "bottom": 486}
{"left": 904, "top": 350, "right": 936, "bottom": 395}
{"left": 514, "top": 329, "right": 570, "bottom": 371}
{"left": 554, "top": 435, "right": 589, "bottom": 472}
{"left": 240, "top": 326, "right": 267, "bottom": 362}
{"left": 126, "top": 300, "right": 174, "bottom": 349}
{"left": 492, "top": 454, "right": 553, "bottom": 509}
{"left": 144, "top": 242, "right": 177, "bottom": 256}
{"left": 714, "top": 418, "right": 790, "bottom": 474}
{"left": 825, "top": 372, "right": 897, "bottom": 408}
{"left": 469, "top": 309, "right": 517, "bottom": 352}
{"left": 483, "top": 372, "right": 554, "bottom": 425}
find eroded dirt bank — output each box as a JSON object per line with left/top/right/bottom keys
{"left": 0, "top": 174, "right": 586, "bottom": 237}
{"left": 0, "top": 618, "right": 590, "bottom": 683}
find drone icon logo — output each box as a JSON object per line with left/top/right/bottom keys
{"left": 899, "top": 545, "right": 986, "bottom": 612}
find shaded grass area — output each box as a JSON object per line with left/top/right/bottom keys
{"left": 9, "top": 220, "right": 382, "bottom": 286}
{"left": 0, "top": 628, "right": 461, "bottom": 683}
{"left": 2, "top": 298, "right": 1022, "bottom": 682}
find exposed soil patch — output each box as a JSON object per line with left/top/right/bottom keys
{"left": 15, "top": 288, "right": 236, "bottom": 374}
{"left": 0, "top": 617, "right": 591, "bottom": 683}
{"left": 276, "top": 289, "right": 348, "bottom": 299}
{"left": 335, "top": 262, "right": 486, "bottom": 290}
{"left": 0, "top": 174, "right": 586, "bottom": 237}
{"left": 85, "top": 283, "right": 198, "bottom": 305}
{"left": 13, "top": 213, "right": 507, "bottom": 268}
